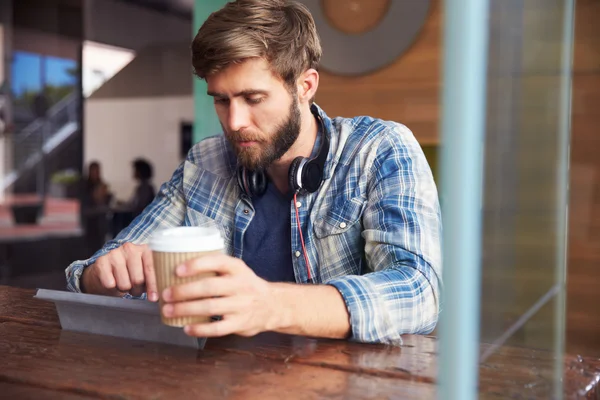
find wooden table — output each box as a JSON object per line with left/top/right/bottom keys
{"left": 0, "top": 286, "right": 598, "bottom": 399}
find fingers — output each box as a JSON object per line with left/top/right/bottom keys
{"left": 123, "top": 243, "right": 144, "bottom": 297}
{"left": 109, "top": 248, "right": 132, "bottom": 292}
{"left": 141, "top": 246, "right": 158, "bottom": 301}
{"left": 89, "top": 244, "right": 237, "bottom": 303}
{"left": 94, "top": 257, "right": 116, "bottom": 290}
{"left": 184, "top": 319, "right": 238, "bottom": 338}
{"left": 162, "top": 297, "right": 239, "bottom": 320}
{"left": 90, "top": 257, "right": 127, "bottom": 297}
{"left": 87, "top": 243, "right": 153, "bottom": 299}
{"left": 178, "top": 254, "right": 247, "bottom": 277}
{"left": 163, "top": 276, "right": 237, "bottom": 302}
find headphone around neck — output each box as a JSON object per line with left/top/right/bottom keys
{"left": 236, "top": 118, "right": 330, "bottom": 198}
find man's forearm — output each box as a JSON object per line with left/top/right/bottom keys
{"left": 268, "top": 283, "right": 351, "bottom": 339}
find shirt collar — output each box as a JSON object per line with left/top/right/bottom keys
{"left": 310, "top": 103, "right": 335, "bottom": 180}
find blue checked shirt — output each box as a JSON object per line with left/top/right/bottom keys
{"left": 66, "top": 104, "right": 442, "bottom": 345}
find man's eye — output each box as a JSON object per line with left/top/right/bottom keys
{"left": 214, "top": 98, "right": 229, "bottom": 105}
{"left": 246, "top": 97, "right": 263, "bottom": 105}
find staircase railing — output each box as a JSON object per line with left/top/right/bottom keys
{"left": 2, "top": 92, "right": 79, "bottom": 192}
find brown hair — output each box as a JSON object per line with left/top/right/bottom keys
{"left": 191, "top": 0, "right": 322, "bottom": 89}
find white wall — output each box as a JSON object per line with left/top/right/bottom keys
{"left": 84, "top": 96, "right": 193, "bottom": 201}
{"left": 82, "top": 0, "right": 195, "bottom": 201}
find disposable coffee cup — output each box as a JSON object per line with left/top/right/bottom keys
{"left": 149, "top": 226, "right": 225, "bottom": 327}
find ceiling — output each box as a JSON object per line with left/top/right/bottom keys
{"left": 118, "top": 0, "right": 194, "bottom": 20}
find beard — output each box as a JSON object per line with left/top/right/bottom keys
{"left": 224, "top": 96, "right": 301, "bottom": 171}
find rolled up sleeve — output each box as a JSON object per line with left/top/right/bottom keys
{"left": 328, "top": 124, "right": 442, "bottom": 344}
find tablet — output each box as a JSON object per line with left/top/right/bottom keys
{"left": 34, "top": 289, "right": 204, "bottom": 349}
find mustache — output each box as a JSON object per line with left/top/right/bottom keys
{"left": 227, "top": 130, "right": 265, "bottom": 143}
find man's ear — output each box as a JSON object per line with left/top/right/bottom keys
{"left": 296, "top": 68, "right": 319, "bottom": 104}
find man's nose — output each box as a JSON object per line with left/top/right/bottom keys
{"left": 227, "top": 102, "right": 251, "bottom": 133}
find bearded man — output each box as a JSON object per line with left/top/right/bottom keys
{"left": 66, "top": 0, "right": 442, "bottom": 345}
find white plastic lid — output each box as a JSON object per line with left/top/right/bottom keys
{"left": 148, "top": 226, "right": 224, "bottom": 253}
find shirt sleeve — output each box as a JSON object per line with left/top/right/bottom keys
{"left": 65, "top": 161, "right": 188, "bottom": 293}
{"left": 327, "top": 124, "right": 442, "bottom": 345}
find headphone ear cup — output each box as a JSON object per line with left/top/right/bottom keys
{"left": 288, "top": 156, "right": 305, "bottom": 193}
{"left": 250, "top": 169, "right": 268, "bottom": 197}
{"left": 301, "top": 160, "right": 323, "bottom": 193}
{"left": 237, "top": 166, "right": 250, "bottom": 196}
{"left": 237, "top": 167, "right": 267, "bottom": 197}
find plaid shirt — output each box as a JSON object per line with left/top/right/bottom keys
{"left": 66, "top": 104, "right": 442, "bottom": 345}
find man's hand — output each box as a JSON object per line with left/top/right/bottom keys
{"left": 161, "top": 254, "right": 278, "bottom": 337}
{"left": 81, "top": 243, "right": 159, "bottom": 301}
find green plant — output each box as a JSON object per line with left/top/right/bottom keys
{"left": 51, "top": 169, "right": 80, "bottom": 184}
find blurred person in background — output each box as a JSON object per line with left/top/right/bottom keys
{"left": 124, "top": 158, "right": 156, "bottom": 218}
{"left": 82, "top": 161, "right": 111, "bottom": 255}
{"left": 112, "top": 158, "right": 156, "bottom": 234}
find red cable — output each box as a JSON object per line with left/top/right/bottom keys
{"left": 293, "top": 193, "right": 312, "bottom": 281}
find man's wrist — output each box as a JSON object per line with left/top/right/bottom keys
{"left": 265, "top": 282, "right": 293, "bottom": 333}
{"left": 80, "top": 265, "right": 92, "bottom": 293}
{"left": 261, "top": 282, "right": 352, "bottom": 339}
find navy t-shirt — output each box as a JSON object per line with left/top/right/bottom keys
{"left": 241, "top": 182, "right": 296, "bottom": 282}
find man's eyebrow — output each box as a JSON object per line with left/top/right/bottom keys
{"left": 207, "top": 89, "right": 268, "bottom": 98}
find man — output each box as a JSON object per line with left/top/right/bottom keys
{"left": 66, "top": 0, "right": 442, "bottom": 345}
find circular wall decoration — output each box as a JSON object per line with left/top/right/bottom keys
{"left": 300, "top": 0, "right": 431, "bottom": 76}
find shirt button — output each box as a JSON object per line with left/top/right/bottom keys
{"left": 243, "top": 209, "right": 249, "bottom": 214}
{"left": 296, "top": 201, "right": 302, "bottom": 208}
{"left": 340, "top": 222, "right": 347, "bottom": 229}
{"left": 295, "top": 251, "right": 301, "bottom": 257}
